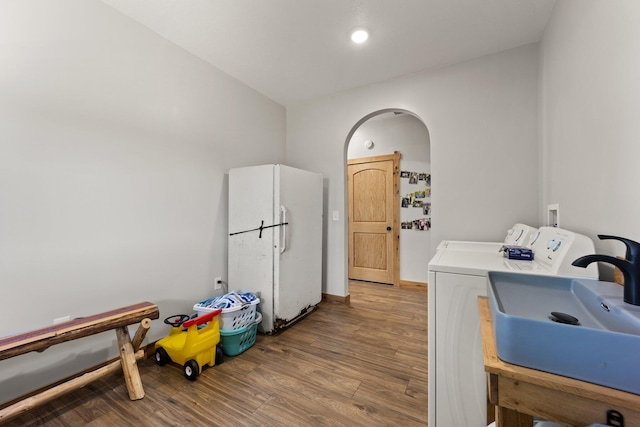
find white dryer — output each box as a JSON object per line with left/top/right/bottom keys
{"left": 427, "top": 226, "right": 599, "bottom": 427}
{"left": 436, "top": 223, "right": 537, "bottom": 253}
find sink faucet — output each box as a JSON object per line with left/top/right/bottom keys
{"left": 572, "top": 234, "right": 640, "bottom": 306}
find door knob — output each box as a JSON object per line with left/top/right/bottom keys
{"left": 387, "top": 226, "right": 392, "bottom": 231}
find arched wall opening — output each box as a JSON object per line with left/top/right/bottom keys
{"left": 343, "top": 108, "right": 431, "bottom": 295}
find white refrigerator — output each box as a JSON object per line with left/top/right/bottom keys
{"left": 228, "top": 164, "right": 323, "bottom": 333}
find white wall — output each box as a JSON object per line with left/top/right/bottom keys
{"left": 348, "top": 113, "right": 431, "bottom": 283}
{"left": 0, "top": 0, "right": 285, "bottom": 403}
{"left": 287, "top": 44, "right": 540, "bottom": 297}
{"left": 540, "top": 0, "right": 640, "bottom": 262}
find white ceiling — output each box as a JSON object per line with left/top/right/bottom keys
{"left": 101, "top": 0, "right": 556, "bottom": 107}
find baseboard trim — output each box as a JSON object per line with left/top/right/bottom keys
{"left": 322, "top": 293, "right": 351, "bottom": 305}
{"left": 399, "top": 280, "right": 427, "bottom": 290}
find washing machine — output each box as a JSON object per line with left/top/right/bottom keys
{"left": 436, "top": 223, "right": 537, "bottom": 252}
{"left": 427, "top": 226, "right": 599, "bottom": 427}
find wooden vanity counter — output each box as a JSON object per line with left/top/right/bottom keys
{"left": 478, "top": 297, "right": 640, "bottom": 427}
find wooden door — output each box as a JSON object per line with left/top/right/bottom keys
{"left": 348, "top": 153, "right": 400, "bottom": 285}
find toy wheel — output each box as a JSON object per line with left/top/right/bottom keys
{"left": 215, "top": 344, "right": 224, "bottom": 365}
{"left": 184, "top": 360, "right": 199, "bottom": 381}
{"left": 164, "top": 314, "right": 191, "bottom": 327}
{"left": 154, "top": 348, "right": 170, "bottom": 366}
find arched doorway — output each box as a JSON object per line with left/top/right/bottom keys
{"left": 345, "top": 109, "right": 431, "bottom": 292}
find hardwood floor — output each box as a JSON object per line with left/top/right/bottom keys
{"left": 6, "top": 281, "right": 427, "bottom": 426}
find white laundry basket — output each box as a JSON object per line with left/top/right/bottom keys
{"left": 194, "top": 297, "right": 260, "bottom": 331}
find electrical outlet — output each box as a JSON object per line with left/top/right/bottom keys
{"left": 214, "top": 277, "right": 223, "bottom": 290}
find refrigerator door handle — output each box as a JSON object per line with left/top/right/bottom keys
{"left": 280, "top": 205, "right": 287, "bottom": 253}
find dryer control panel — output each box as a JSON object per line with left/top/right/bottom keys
{"left": 504, "top": 223, "right": 537, "bottom": 246}
{"left": 529, "top": 227, "right": 598, "bottom": 278}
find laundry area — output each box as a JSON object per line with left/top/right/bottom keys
{"left": 3, "top": 1, "right": 640, "bottom": 426}
{"left": 428, "top": 222, "right": 640, "bottom": 427}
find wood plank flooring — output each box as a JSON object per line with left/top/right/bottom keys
{"left": 6, "top": 281, "right": 427, "bottom": 426}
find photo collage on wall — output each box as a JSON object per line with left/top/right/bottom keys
{"left": 400, "top": 171, "right": 431, "bottom": 231}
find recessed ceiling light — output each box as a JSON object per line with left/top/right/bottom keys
{"left": 351, "top": 30, "right": 369, "bottom": 44}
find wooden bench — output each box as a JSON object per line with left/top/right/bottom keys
{"left": 0, "top": 301, "right": 159, "bottom": 423}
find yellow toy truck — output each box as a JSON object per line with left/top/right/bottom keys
{"left": 154, "top": 308, "right": 224, "bottom": 380}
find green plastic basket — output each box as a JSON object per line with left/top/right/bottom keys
{"left": 219, "top": 312, "right": 262, "bottom": 356}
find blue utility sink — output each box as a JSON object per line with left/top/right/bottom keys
{"left": 487, "top": 271, "right": 640, "bottom": 394}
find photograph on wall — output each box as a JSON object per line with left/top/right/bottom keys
{"left": 413, "top": 218, "right": 431, "bottom": 231}
{"left": 412, "top": 199, "right": 423, "bottom": 208}
{"left": 423, "top": 203, "right": 431, "bottom": 215}
{"left": 409, "top": 172, "right": 418, "bottom": 184}
{"left": 426, "top": 174, "right": 431, "bottom": 186}
{"left": 418, "top": 173, "right": 427, "bottom": 181}
{"left": 415, "top": 190, "right": 426, "bottom": 199}
{"left": 401, "top": 221, "right": 413, "bottom": 229}
{"left": 400, "top": 171, "right": 410, "bottom": 178}
{"left": 402, "top": 197, "right": 410, "bottom": 208}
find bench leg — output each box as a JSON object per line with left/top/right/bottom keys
{"left": 0, "top": 350, "right": 145, "bottom": 424}
{"left": 115, "top": 326, "right": 145, "bottom": 400}
{"left": 131, "top": 318, "right": 152, "bottom": 351}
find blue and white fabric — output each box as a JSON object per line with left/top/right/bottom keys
{"left": 196, "top": 291, "right": 258, "bottom": 309}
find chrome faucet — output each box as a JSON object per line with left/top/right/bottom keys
{"left": 572, "top": 235, "right": 640, "bottom": 306}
